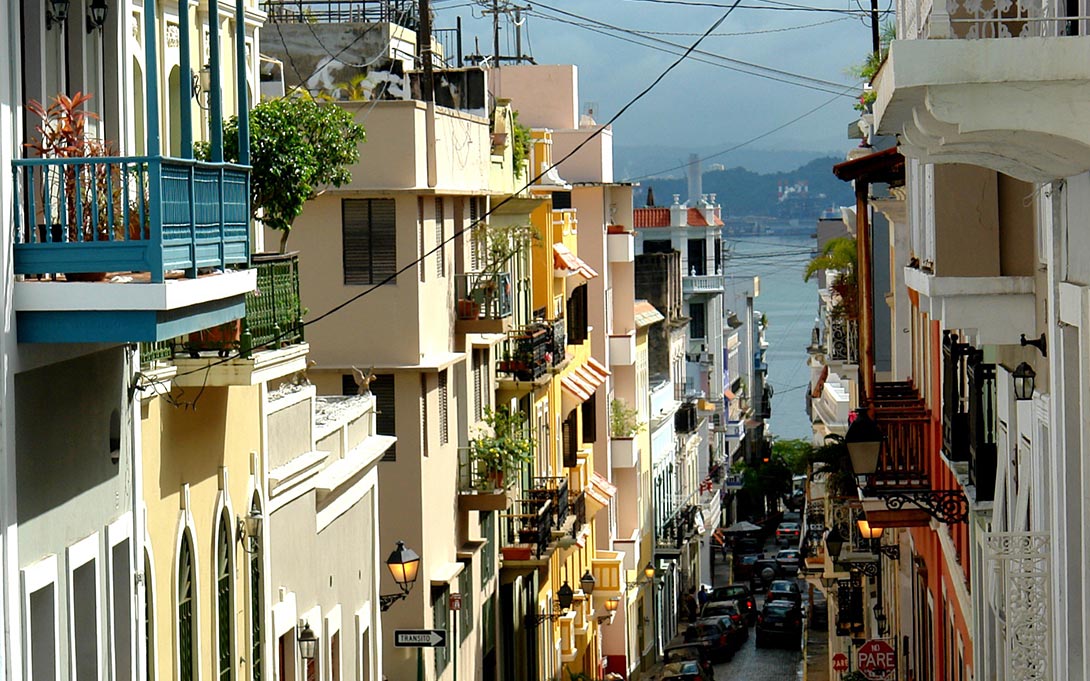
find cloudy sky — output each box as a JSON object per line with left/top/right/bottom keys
{"left": 433, "top": 0, "right": 878, "bottom": 168}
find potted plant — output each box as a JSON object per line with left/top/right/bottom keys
{"left": 609, "top": 397, "right": 641, "bottom": 438}
{"left": 469, "top": 406, "right": 534, "bottom": 490}
{"left": 464, "top": 221, "right": 535, "bottom": 319}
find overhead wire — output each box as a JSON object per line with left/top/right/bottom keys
{"left": 167, "top": 2, "right": 744, "bottom": 386}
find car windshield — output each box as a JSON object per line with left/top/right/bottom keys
{"left": 710, "top": 585, "right": 745, "bottom": 599}
{"left": 764, "top": 602, "right": 797, "bottom": 619}
{"left": 779, "top": 523, "right": 799, "bottom": 530}
{"left": 664, "top": 646, "right": 704, "bottom": 663}
{"left": 778, "top": 550, "right": 799, "bottom": 558}
{"left": 770, "top": 580, "right": 797, "bottom": 591}
{"left": 704, "top": 603, "right": 739, "bottom": 616}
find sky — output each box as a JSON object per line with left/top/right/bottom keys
{"left": 431, "top": 0, "right": 878, "bottom": 170}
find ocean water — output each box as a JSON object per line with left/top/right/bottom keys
{"left": 723, "top": 231, "right": 818, "bottom": 440}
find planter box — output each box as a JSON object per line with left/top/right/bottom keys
{"left": 501, "top": 546, "right": 533, "bottom": 561}
{"left": 458, "top": 488, "right": 510, "bottom": 512}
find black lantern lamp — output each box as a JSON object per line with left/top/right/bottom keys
{"left": 873, "top": 605, "right": 889, "bottom": 636}
{"left": 236, "top": 507, "right": 263, "bottom": 554}
{"left": 557, "top": 581, "right": 574, "bottom": 610}
{"left": 643, "top": 561, "right": 657, "bottom": 582}
{"left": 1013, "top": 362, "right": 1036, "bottom": 401}
{"left": 297, "top": 622, "right": 318, "bottom": 660}
{"left": 580, "top": 570, "right": 596, "bottom": 596}
{"left": 845, "top": 409, "right": 883, "bottom": 480}
{"left": 86, "top": 0, "right": 107, "bottom": 32}
{"left": 825, "top": 527, "right": 846, "bottom": 561}
{"left": 46, "top": 0, "right": 71, "bottom": 29}
{"left": 379, "top": 541, "right": 420, "bottom": 611}
{"left": 526, "top": 582, "right": 575, "bottom": 628}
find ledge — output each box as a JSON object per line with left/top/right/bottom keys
{"left": 904, "top": 267, "right": 1034, "bottom": 343}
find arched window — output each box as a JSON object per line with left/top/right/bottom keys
{"left": 178, "top": 533, "right": 195, "bottom": 681}
{"left": 217, "top": 515, "right": 234, "bottom": 681}
{"left": 250, "top": 496, "right": 264, "bottom": 681}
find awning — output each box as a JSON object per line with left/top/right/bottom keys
{"left": 723, "top": 388, "right": 736, "bottom": 401}
{"left": 585, "top": 471, "right": 618, "bottom": 511}
{"left": 553, "top": 243, "right": 599, "bottom": 280}
{"left": 561, "top": 357, "right": 611, "bottom": 403}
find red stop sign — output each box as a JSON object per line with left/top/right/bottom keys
{"left": 857, "top": 639, "right": 896, "bottom": 680}
{"left": 833, "top": 653, "right": 849, "bottom": 672}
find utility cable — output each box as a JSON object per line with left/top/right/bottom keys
{"left": 167, "top": 3, "right": 743, "bottom": 386}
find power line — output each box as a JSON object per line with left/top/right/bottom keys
{"left": 623, "top": 0, "right": 892, "bottom": 13}
{"left": 169, "top": 3, "right": 743, "bottom": 384}
{"left": 531, "top": 1, "right": 852, "bottom": 90}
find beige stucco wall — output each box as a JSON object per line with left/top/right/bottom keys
{"left": 491, "top": 64, "right": 580, "bottom": 131}
{"left": 141, "top": 384, "right": 263, "bottom": 681}
{"left": 934, "top": 164, "right": 1000, "bottom": 277}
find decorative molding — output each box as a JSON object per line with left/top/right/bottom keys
{"left": 985, "top": 532, "right": 1051, "bottom": 681}
{"left": 166, "top": 23, "right": 179, "bottom": 47}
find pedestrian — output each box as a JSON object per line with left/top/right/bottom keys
{"left": 684, "top": 587, "right": 699, "bottom": 622}
{"left": 697, "top": 585, "right": 709, "bottom": 609}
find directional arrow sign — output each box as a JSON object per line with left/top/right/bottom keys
{"left": 394, "top": 629, "right": 447, "bottom": 648}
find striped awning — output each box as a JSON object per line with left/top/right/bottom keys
{"left": 553, "top": 243, "right": 599, "bottom": 279}
{"left": 585, "top": 471, "right": 618, "bottom": 511}
{"left": 561, "top": 357, "right": 611, "bottom": 402}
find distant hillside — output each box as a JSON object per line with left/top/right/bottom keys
{"left": 615, "top": 145, "right": 838, "bottom": 177}
{"left": 634, "top": 156, "right": 853, "bottom": 220}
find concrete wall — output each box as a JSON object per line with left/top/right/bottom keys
{"left": 15, "top": 347, "right": 134, "bottom": 681}
{"left": 491, "top": 65, "right": 579, "bottom": 130}
{"left": 934, "top": 164, "right": 1000, "bottom": 277}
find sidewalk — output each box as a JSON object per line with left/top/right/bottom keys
{"left": 802, "top": 588, "right": 830, "bottom": 681}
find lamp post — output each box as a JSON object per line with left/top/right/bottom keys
{"left": 597, "top": 595, "right": 621, "bottom": 625}
{"left": 580, "top": 570, "right": 596, "bottom": 596}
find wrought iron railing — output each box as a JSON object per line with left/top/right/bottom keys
{"left": 12, "top": 156, "right": 250, "bottom": 282}
{"left": 502, "top": 497, "right": 554, "bottom": 559}
{"left": 826, "top": 315, "right": 859, "bottom": 364}
{"left": 263, "top": 0, "right": 417, "bottom": 26}
{"left": 968, "top": 350, "right": 997, "bottom": 500}
{"left": 139, "top": 340, "right": 175, "bottom": 369}
{"left": 547, "top": 316, "right": 567, "bottom": 366}
{"left": 871, "top": 383, "right": 932, "bottom": 490}
{"left": 942, "top": 331, "right": 972, "bottom": 462}
{"left": 497, "top": 323, "right": 550, "bottom": 381}
{"left": 946, "top": 0, "right": 1090, "bottom": 38}
{"left": 530, "top": 476, "right": 569, "bottom": 525}
{"left": 242, "top": 252, "right": 304, "bottom": 355}
{"left": 571, "top": 490, "right": 586, "bottom": 537}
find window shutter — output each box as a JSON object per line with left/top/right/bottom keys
{"left": 439, "top": 370, "right": 449, "bottom": 445}
{"left": 342, "top": 198, "right": 397, "bottom": 285}
{"left": 562, "top": 410, "right": 578, "bottom": 468}
{"left": 435, "top": 197, "right": 445, "bottom": 277}
{"left": 372, "top": 374, "right": 396, "bottom": 461}
{"left": 581, "top": 393, "right": 596, "bottom": 443}
{"left": 421, "top": 374, "right": 429, "bottom": 457}
{"left": 473, "top": 349, "right": 485, "bottom": 422}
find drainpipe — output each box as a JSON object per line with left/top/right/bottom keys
{"left": 855, "top": 180, "right": 876, "bottom": 404}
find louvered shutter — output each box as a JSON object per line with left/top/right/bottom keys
{"left": 372, "top": 374, "right": 396, "bottom": 461}
{"left": 435, "top": 197, "right": 445, "bottom": 277}
{"left": 563, "top": 410, "right": 578, "bottom": 468}
{"left": 581, "top": 393, "right": 596, "bottom": 443}
{"left": 439, "top": 370, "right": 449, "bottom": 445}
{"left": 343, "top": 199, "right": 397, "bottom": 285}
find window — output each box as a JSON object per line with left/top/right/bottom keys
{"left": 482, "top": 595, "right": 496, "bottom": 657}
{"left": 217, "top": 516, "right": 234, "bottom": 681}
{"left": 439, "top": 370, "right": 449, "bottom": 445}
{"left": 249, "top": 498, "right": 264, "bottom": 681}
{"left": 469, "top": 199, "right": 482, "bottom": 271}
{"left": 644, "top": 239, "right": 671, "bottom": 254}
{"left": 72, "top": 559, "right": 99, "bottom": 680}
{"left": 342, "top": 198, "right": 397, "bottom": 285}
{"left": 687, "top": 238, "right": 706, "bottom": 275}
{"left": 458, "top": 564, "right": 473, "bottom": 642}
{"left": 179, "top": 533, "right": 195, "bottom": 681}
{"left": 581, "top": 393, "right": 597, "bottom": 443}
{"left": 435, "top": 197, "right": 446, "bottom": 277}
{"left": 112, "top": 541, "right": 133, "bottom": 681}
{"left": 562, "top": 409, "right": 578, "bottom": 468}
{"left": 690, "top": 302, "right": 706, "bottom": 339}
{"left": 714, "top": 237, "right": 722, "bottom": 273}
{"left": 372, "top": 374, "right": 396, "bottom": 461}
{"left": 29, "top": 584, "right": 57, "bottom": 681}
{"left": 473, "top": 349, "right": 487, "bottom": 422}
{"left": 566, "top": 284, "right": 589, "bottom": 345}
{"left": 552, "top": 192, "right": 572, "bottom": 210}
{"left": 418, "top": 197, "right": 426, "bottom": 282}
{"left": 432, "top": 588, "right": 450, "bottom": 674}
{"left": 480, "top": 512, "right": 495, "bottom": 585}
{"left": 331, "top": 631, "right": 340, "bottom": 681}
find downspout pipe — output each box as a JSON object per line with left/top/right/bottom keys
{"left": 856, "top": 179, "right": 876, "bottom": 405}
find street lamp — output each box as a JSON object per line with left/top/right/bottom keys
{"left": 597, "top": 595, "right": 621, "bottom": 624}
{"left": 825, "top": 527, "right": 846, "bottom": 561}
{"left": 580, "top": 570, "right": 596, "bottom": 596}
{"left": 379, "top": 541, "right": 420, "bottom": 611}
{"left": 85, "top": 0, "right": 107, "bottom": 32}
{"left": 845, "top": 409, "right": 883, "bottom": 479}
{"left": 644, "top": 561, "right": 657, "bottom": 581}
{"left": 1012, "top": 362, "right": 1036, "bottom": 401}
{"left": 297, "top": 622, "right": 318, "bottom": 660}
{"left": 526, "top": 582, "right": 575, "bottom": 628}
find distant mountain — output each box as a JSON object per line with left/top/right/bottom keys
{"left": 635, "top": 156, "right": 854, "bottom": 221}
{"left": 614, "top": 145, "right": 840, "bottom": 179}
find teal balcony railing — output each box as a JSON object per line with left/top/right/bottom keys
{"left": 12, "top": 156, "right": 250, "bottom": 281}
{"left": 139, "top": 339, "right": 175, "bottom": 370}
{"left": 454, "top": 271, "right": 513, "bottom": 321}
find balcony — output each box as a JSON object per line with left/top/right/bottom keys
{"left": 967, "top": 353, "right": 998, "bottom": 502}
{"left": 610, "top": 436, "right": 639, "bottom": 469}
{"left": 172, "top": 252, "right": 309, "bottom": 386}
{"left": 497, "top": 323, "right": 551, "bottom": 383}
{"left": 591, "top": 550, "right": 626, "bottom": 595}
{"left": 675, "top": 402, "right": 698, "bottom": 433}
{"left": 942, "top": 332, "right": 972, "bottom": 464}
{"left": 904, "top": 267, "right": 1035, "bottom": 345}
{"left": 682, "top": 274, "right": 724, "bottom": 295}
{"left": 606, "top": 229, "right": 634, "bottom": 263}
{"left": 873, "top": 11, "right": 1090, "bottom": 182}
{"left": 825, "top": 316, "right": 859, "bottom": 364}
{"left": 455, "top": 271, "right": 513, "bottom": 334}
{"left": 608, "top": 331, "right": 636, "bottom": 366}
{"left": 12, "top": 156, "right": 254, "bottom": 343}
{"left": 457, "top": 446, "right": 511, "bottom": 512}
{"left": 500, "top": 497, "right": 556, "bottom": 565}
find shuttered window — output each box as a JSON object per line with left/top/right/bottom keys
{"left": 372, "top": 374, "right": 396, "bottom": 461}
{"left": 567, "top": 284, "right": 589, "bottom": 344}
{"left": 439, "top": 370, "right": 449, "bottom": 445}
{"left": 562, "top": 409, "right": 578, "bottom": 468}
{"left": 418, "top": 197, "right": 426, "bottom": 282}
{"left": 342, "top": 198, "right": 397, "bottom": 285}
{"left": 581, "top": 393, "right": 597, "bottom": 443}
{"left": 435, "top": 197, "right": 446, "bottom": 277}
{"left": 473, "top": 349, "right": 486, "bottom": 422}
{"left": 469, "top": 198, "right": 481, "bottom": 271}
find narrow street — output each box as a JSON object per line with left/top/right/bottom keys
{"left": 708, "top": 513, "right": 805, "bottom": 681}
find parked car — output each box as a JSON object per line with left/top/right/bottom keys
{"left": 733, "top": 552, "right": 761, "bottom": 582}
{"left": 765, "top": 579, "right": 803, "bottom": 608}
{"left": 750, "top": 557, "right": 780, "bottom": 590}
{"left": 683, "top": 618, "right": 736, "bottom": 661}
{"left": 733, "top": 536, "right": 762, "bottom": 554}
{"left": 775, "top": 548, "right": 801, "bottom": 576}
{"left": 700, "top": 602, "right": 750, "bottom": 646}
{"left": 656, "top": 661, "right": 713, "bottom": 681}
{"left": 663, "top": 641, "right": 715, "bottom": 678}
{"left": 776, "top": 521, "right": 801, "bottom": 545}
{"left": 755, "top": 599, "right": 804, "bottom": 649}
{"left": 706, "top": 583, "right": 757, "bottom": 625}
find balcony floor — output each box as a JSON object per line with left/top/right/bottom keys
{"left": 15, "top": 269, "right": 255, "bottom": 343}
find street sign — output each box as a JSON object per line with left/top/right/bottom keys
{"left": 832, "top": 652, "right": 849, "bottom": 673}
{"left": 725, "top": 474, "right": 744, "bottom": 491}
{"left": 449, "top": 593, "right": 463, "bottom": 611}
{"left": 394, "top": 629, "right": 447, "bottom": 648}
{"left": 857, "top": 639, "right": 896, "bottom": 680}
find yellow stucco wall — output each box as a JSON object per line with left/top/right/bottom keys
{"left": 141, "top": 385, "right": 264, "bottom": 681}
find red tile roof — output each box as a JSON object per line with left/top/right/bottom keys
{"left": 553, "top": 243, "right": 599, "bottom": 279}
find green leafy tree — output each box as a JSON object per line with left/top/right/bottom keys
{"left": 221, "top": 97, "right": 367, "bottom": 252}
{"left": 511, "top": 110, "right": 532, "bottom": 179}
{"left": 806, "top": 434, "right": 857, "bottom": 499}
{"left": 772, "top": 438, "right": 814, "bottom": 475}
